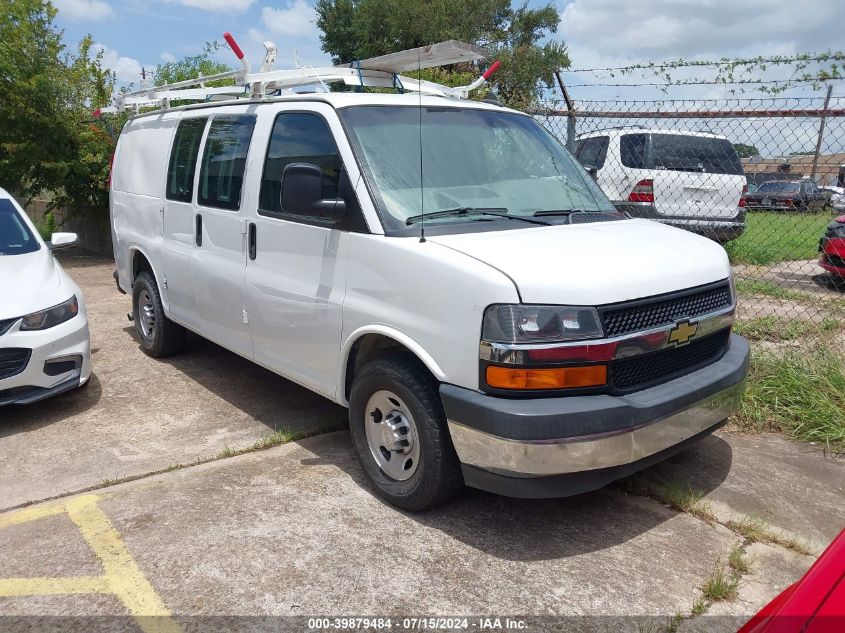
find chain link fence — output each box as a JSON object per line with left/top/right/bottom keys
{"left": 534, "top": 96, "right": 845, "bottom": 352}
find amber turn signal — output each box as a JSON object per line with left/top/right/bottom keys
{"left": 486, "top": 365, "right": 607, "bottom": 390}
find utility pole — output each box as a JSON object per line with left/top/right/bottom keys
{"left": 810, "top": 85, "right": 833, "bottom": 182}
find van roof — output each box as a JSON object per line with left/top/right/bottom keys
{"left": 577, "top": 128, "right": 729, "bottom": 141}
{"left": 125, "top": 91, "right": 521, "bottom": 121}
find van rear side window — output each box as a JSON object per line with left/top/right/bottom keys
{"left": 166, "top": 118, "right": 207, "bottom": 203}
{"left": 198, "top": 115, "right": 256, "bottom": 211}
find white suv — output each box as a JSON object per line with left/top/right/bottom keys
{"left": 575, "top": 129, "right": 747, "bottom": 242}
{"left": 110, "top": 94, "right": 749, "bottom": 510}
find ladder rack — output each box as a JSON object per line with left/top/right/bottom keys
{"left": 98, "top": 36, "right": 499, "bottom": 115}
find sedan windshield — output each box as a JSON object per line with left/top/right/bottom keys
{"left": 0, "top": 199, "right": 40, "bottom": 255}
{"left": 758, "top": 181, "right": 800, "bottom": 193}
{"left": 340, "top": 106, "right": 616, "bottom": 233}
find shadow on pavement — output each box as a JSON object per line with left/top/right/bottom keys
{"left": 0, "top": 373, "right": 103, "bottom": 436}
{"left": 299, "top": 430, "right": 733, "bottom": 562}
{"left": 124, "top": 327, "right": 348, "bottom": 436}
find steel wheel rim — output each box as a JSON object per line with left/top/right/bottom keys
{"left": 364, "top": 390, "right": 420, "bottom": 481}
{"left": 138, "top": 289, "right": 156, "bottom": 340}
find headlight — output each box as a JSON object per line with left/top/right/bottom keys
{"left": 20, "top": 296, "right": 79, "bottom": 331}
{"left": 482, "top": 304, "right": 603, "bottom": 344}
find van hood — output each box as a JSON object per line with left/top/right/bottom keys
{"left": 428, "top": 219, "right": 731, "bottom": 305}
{"left": 0, "top": 249, "right": 66, "bottom": 319}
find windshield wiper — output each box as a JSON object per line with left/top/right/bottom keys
{"left": 532, "top": 209, "right": 587, "bottom": 217}
{"left": 405, "top": 207, "right": 550, "bottom": 226}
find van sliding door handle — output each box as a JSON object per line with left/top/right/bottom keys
{"left": 248, "top": 223, "right": 257, "bottom": 260}
{"left": 195, "top": 214, "right": 202, "bottom": 247}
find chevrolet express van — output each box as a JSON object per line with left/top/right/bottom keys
{"left": 110, "top": 93, "right": 749, "bottom": 510}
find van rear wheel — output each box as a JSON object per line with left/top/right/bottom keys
{"left": 132, "top": 271, "right": 185, "bottom": 358}
{"left": 349, "top": 356, "right": 464, "bottom": 511}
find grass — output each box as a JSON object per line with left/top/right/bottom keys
{"left": 701, "top": 565, "right": 740, "bottom": 602}
{"left": 734, "top": 278, "right": 817, "bottom": 302}
{"left": 690, "top": 596, "right": 709, "bottom": 616}
{"left": 728, "top": 546, "right": 751, "bottom": 574}
{"left": 735, "top": 347, "right": 845, "bottom": 451}
{"left": 726, "top": 211, "right": 832, "bottom": 265}
{"left": 726, "top": 516, "right": 814, "bottom": 556}
{"left": 618, "top": 478, "right": 716, "bottom": 522}
{"left": 733, "top": 315, "right": 842, "bottom": 342}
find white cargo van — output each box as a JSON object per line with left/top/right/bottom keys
{"left": 575, "top": 129, "right": 748, "bottom": 242}
{"left": 109, "top": 47, "right": 748, "bottom": 510}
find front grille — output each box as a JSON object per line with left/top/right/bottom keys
{"left": 601, "top": 282, "right": 732, "bottom": 338}
{"left": 0, "top": 318, "right": 17, "bottom": 337}
{"left": 0, "top": 348, "right": 31, "bottom": 380}
{"left": 611, "top": 329, "right": 731, "bottom": 393}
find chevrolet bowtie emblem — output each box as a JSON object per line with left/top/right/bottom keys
{"left": 668, "top": 319, "right": 698, "bottom": 346}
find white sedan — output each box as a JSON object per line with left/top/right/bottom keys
{"left": 0, "top": 188, "right": 91, "bottom": 405}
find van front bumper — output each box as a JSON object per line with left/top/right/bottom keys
{"left": 440, "top": 334, "right": 749, "bottom": 498}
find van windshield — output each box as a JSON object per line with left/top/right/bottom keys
{"left": 0, "top": 199, "right": 40, "bottom": 256}
{"left": 340, "top": 106, "right": 616, "bottom": 233}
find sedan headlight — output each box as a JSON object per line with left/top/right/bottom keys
{"left": 20, "top": 296, "right": 79, "bottom": 331}
{"left": 482, "top": 304, "right": 603, "bottom": 344}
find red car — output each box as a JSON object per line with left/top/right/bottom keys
{"left": 819, "top": 215, "right": 845, "bottom": 278}
{"left": 739, "top": 529, "right": 845, "bottom": 633}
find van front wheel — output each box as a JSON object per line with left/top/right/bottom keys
{"left": 349, "top": 356, "right": 463, "bottom": 511}
{"left": 132, "top": 271, "right": 185, "bottom": 358}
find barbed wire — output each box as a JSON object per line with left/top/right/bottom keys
{"left": 565, "top": 77, "right": 845, "bottom": 89}
{"left": 564, "top": 53, "right": 845, "bottom": 74}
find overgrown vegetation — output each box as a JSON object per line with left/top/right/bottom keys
{"left": 734, "top": 315, "right": 842, "bottom": 342}
{"left": 728, "top": 546, "right": 750, "bottom": 574}
{"left": 735, "top": 347, "right": 845, "bottom": 451}
{"left": 701, "top": 564, "right": 739, "bottom": 602}
{"left": 726, "top": 212, "right": 833, "bottom": 265}
{"left": 617, "top": 477, "right": 716, "bottom": 523}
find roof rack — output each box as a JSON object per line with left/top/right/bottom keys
{"left": 97, "top": 35, "right": 500, "bottom": 115}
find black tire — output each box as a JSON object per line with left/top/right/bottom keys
{"left": 349, "top": 355, "right": 464, "bottom": 511}
{"left": 132, "top": 270, "right": 185, "bottom": 358}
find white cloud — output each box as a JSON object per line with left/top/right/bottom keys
{"left": 164, "top": 0, "right": 256, "bottom": 11}
{"left": 94, "top": 43, "right": 143, "bottom": 83}
{"left": 53, "top": 0, "right": 114, "bottom": 21}
{"left": 560, "top": 0, "right": 843, "bottom": 64}
{"left": 160, "top": 51, "right": 177, "bottom": 63}
{"left": 261, "top": 1, "right": 318, "bottom": 38}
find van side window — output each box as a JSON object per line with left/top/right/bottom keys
{"left": 166, "top": 118, "right": 207, "bottom": 202}
{"left": 575, "top": 136, "right": 609, "bottom": 169}
{"left": 198, "top": 115, "right": 256, "bottom": 211}
{"left": 620, "top": 134, "right": 647, "bottom": 170}
{"left": 259, "top": 112, "right": 342, "bottom": 215}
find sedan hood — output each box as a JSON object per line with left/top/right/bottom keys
{"left": 428, "top": 219, "right": 731, "bottom": 305}
{"left": 0, "top": 248, "right": 65, "bottom": 319}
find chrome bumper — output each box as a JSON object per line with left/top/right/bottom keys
{"left": 448, "top": 379, "right": 744, "bottom": 477}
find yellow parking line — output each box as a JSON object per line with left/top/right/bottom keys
{"left": 0, "top": 494, "right": 181, "bottom": 633}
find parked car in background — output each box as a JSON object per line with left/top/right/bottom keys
{"left": 574, "top": 129, "right": 747, "bottom": 242}
{"left": 0, "top": 188, "right": 91, "bottom": 405}
{"left": 745, "top": 180, "right": 827, "bottom": 212}
{"left": 820, "top": 186, "right": 845, "bottom": 211}
{"left": 819, "top": 213, "right": 845, "bottom": 279}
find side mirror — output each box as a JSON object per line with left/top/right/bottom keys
{"left": 281, "top": 163, "right": 346, "bottom": 221}
{"left": 49, "top": 232, "right": 78, "bottom": 250}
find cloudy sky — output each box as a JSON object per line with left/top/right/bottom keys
{"left": 52, "top": 0, "right": 844, "bottom": 100}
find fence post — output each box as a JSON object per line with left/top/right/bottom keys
{"left": 810, "top": 85, "right": 833, "bottom": 182}
{"left": 555, "top": 70, "right": 577, "bottom": 152}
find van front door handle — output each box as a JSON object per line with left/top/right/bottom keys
{"left": 248, "top": 222, "right": 256, "bottom": 260}
{"left": 195, "top": 214, "right": 202, "bottom": 247}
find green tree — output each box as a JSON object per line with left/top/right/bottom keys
{"left": 315, "top": 0, "right": 568, "bottom": 108}
{"left": 0, "top": 0, "right": 117, "bottom": 210}
{"left": 154, "top": 41, "right": 232, "bottom": 86}
{"left": 733, "top": 143, "right": 760, "bottom": 158}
